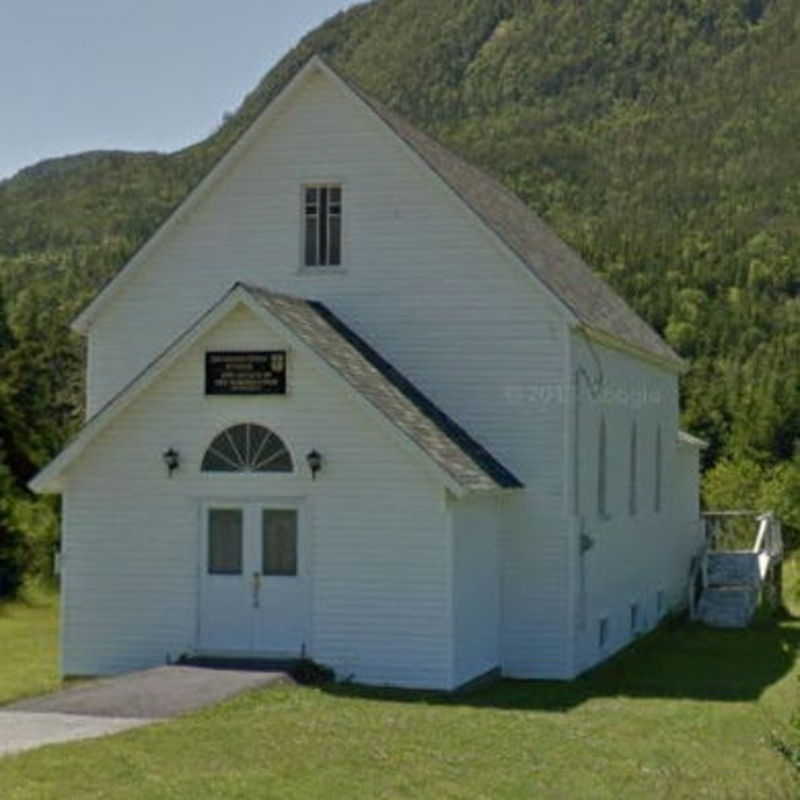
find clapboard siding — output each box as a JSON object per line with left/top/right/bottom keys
{"left": 500, "top": 501, "right": 573, "bottom": 678}
{"left": 62, "top": 64, "right": 700, "bottom": 686}
{"left": 85, "top": 69, "right": 566, "bottom": 507}
{"left": 451, "top": 494, "right": 500, "bottom": 686}
{"left": 63, "top": 306, "right": 455, "bottom": 688}
{"left": 81, "top": 68, "right": 573, "bottom": 680}
{"left": 570, "top": 334, "right": 702, "bottom": 675}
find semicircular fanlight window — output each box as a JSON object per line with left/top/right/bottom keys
{"left": 201, "top": 424, "right": 293, "bottom": 473}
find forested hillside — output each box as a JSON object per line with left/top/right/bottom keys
{"left": 2, "top": 0, "right": 800, "bottom": 584}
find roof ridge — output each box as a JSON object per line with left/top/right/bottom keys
{"left": 354, "top": 91, "right": 531, "bottom": 217}
{"left": 318, "top": 55, "right": 683, "bottom": 370}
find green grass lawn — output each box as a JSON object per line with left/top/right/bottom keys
{"left": 0, "top": 585, "right": 59, "bottom": 706}
{"left": 1, "top": 580, "right": 799, "bottom": 799}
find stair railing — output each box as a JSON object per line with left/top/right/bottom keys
{"left": 693, "top": 510, "right": 783, "bottom": 621}
{"left": 752, "top": 511, "right": 783, "bottom": 580}
{"left": 753, "top": 513, "right": 770, "bottom": 554}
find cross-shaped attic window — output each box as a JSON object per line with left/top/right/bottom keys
{"left": 304, "top": 185, "right": 342, "bottom": 267}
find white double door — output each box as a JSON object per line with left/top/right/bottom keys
{"left": 198, "top": 502, "right": 310, "bottom": 656}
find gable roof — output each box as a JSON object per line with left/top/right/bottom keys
{"left": 71, "top": 55, "right": 682, "bottom": 371}
{"left": 31, "top": 283, "right": 522, "bottom": 496}
{"left": 341, "top": 73, "right": 683, "bottom": 371}
{"left": 243, "top": 285, "right": 522, "bottom": 491}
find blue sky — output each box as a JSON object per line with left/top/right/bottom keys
{"left": 1, "top": 0, "right": 355, "bottom": 180}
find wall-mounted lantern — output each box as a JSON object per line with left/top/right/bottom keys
{"left": 163, "top": 448, "right": 180, "bottom": 477}
{"left": 306, "top": 450, "right": 323, "bottom": 480}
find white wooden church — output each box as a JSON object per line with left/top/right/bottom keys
{"left": 32, "top": 57, "right": 704, "bottom": 690}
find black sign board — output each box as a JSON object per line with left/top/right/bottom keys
{"left": 205, "top": 351, "right": 287, "bottom": 395}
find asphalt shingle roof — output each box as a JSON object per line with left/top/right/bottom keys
{"left": 242, "top": 284, "right": 522, "bottom": 491}
{"left": 336, "top": 64, "right": 683, "bottom": 369}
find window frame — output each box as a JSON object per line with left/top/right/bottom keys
{"left": 199, "top": 501, "right": 307, "bottom": 594}
{"left": 597, "top": 415, "right": 609, "bottom": 519}
{"left": 261, "top": 508, "right": 299, "bottom": 577}
{"left": 201, "top": 423, "right": 294, "bottom": 475}
{"left": 629, "top": 421, "right": 638, "bottom": 516}
{"left": 598, "top": 617, "right": 610, "bottom": 650}
{"left": 630, "top": 602, "right": 640, "bottom": 634}
{"left": 301, "top": 183, "right": 344, "bottom": 270}
{"left": 654, "top": 425, "right": 663, "bottom": 513}
{"left": 207, "top": 507, "right": 245, "bottom": 576}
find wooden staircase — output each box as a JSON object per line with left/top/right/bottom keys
{"left": 690, "top": 512, "right": 783, "bottom": 629}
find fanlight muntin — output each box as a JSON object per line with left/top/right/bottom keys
{"left": 201, "top": 423, "right": 293, "bottom": 473}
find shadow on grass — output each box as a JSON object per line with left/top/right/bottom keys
{"left": 321, "top": 616, "right": 800, "bottom": 712}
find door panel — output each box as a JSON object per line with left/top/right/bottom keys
{"left": 253, "top": 508, "right": 308, "bottom": 654}
{"left": 199, "top": 507, "right": 252, "bottom": 652}
{"left": 199, "top": 503, "right": 309, "bottom": 656}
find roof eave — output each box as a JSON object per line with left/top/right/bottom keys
{"left": 578, "top": 324, "right": 686, "bottom": 374}
{"left": 313, "top": 59, "right": 582, "bottom": 329}
{"left": 31, "top": 285, "right": 249, "bottom": 493}
{"left": 28, "top": 472, "right": 65, "bottom": 495}
{"left": 71, "top": 57, "right": 331, "bottom": 335}
{"left": 45, "top": 282, "right": 516, "bottom": 499}
{"left": 236, "top": 290, "right": 475, "bottom": 498}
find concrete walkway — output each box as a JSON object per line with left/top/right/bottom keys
{"left": 0, "top": 665, "right": 289, "bottom": 757}
{"left": 0, "top": 713, "right": 151, "bottom": 757}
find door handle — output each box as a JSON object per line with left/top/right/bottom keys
{"left": 252, "top": 572, "right": 261, "bottom": 608}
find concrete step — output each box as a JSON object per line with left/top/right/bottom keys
{"left": 697, "top": 586, "right": 758, "bottom": 628}
{"left": 706, "top": 552, "right": 760, "bottom": 588}
{"left": 178, "top": 655, "right": 300, "bottom": 672}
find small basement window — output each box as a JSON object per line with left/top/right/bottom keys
{"left": 598, "top": 617, "right": 609, "bottom": 649}
{"left": 630, "top": 603, "right": 640, "bottom": 634}
{"left": 304, "top": 185, "right": 342, "bottom": 267}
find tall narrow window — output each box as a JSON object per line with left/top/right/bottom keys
{"left": 304, "top": 185, "right": 342, "bottom": 267}
{"left": 629, "top": 422, "right": 638, "bottom": 516}
{"left": 598, "top": 416, "right": 608, "bottom": 518}
{"left": 654, "top": 425, "right": 663, "bottom": 513}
